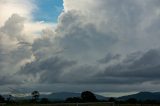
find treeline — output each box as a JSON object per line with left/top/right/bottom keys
{"left": 1, "top": 91, "right": 160, "bottom": 104}
{"left": 65, "top": 92, "right": 160, "bottom": 104}
{"left": 65, "top": 91, "right": 97, "bottom": 103}
{"left": 0, "top": 91, "right": 98, "bottom": 104}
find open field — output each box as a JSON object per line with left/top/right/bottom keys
{"left": 2, "top": 103, "right": 160, "bottom": 106}
{"left": 115, "top": 104, "right": 160, "bottom": 106}
{"left": 1, "top": 102, "right": 113, "bottom": 106}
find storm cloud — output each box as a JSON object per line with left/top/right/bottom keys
{"left": 1, "top": 0, "right": 160, "bottom": 94}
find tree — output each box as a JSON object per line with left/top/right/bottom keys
{"left": 81, "top": 91, "right": 97, "bottom": 102}
{"left": 0, "top": 95, "right": 5, "bottom": 103}
{"left": 7, "top": 95, "right": 13, "bottom": 103}
{"left": 108, "top": 97, "right": 116, "bottom": 102}
{"left": 31, "top": 91, "right": 40, "bottom": 102}
{"left": 65, "top": 97, "right": 82, "bottom": 103}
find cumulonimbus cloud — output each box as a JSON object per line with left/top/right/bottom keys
{"left": 1, "top": 0, "right": 160, "bottom": 93}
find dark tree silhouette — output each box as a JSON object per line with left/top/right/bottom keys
{"left": 31, "top": 91, "right": 40, "bottom": 102}
{"left": 40, "top": 98, "right": 49, "bottom": 103}
{"left": 0, "top": 95, "right": 5, "bottom": 103}
{"left": 66, "top": 97, "right": 82, "bottom": 103}
{"left": 7, "top": 95, "right": 13, "bottom": 103}
{"left": 108, "top": 97, "right": 116, "bottom": 102}
{"left": 81, "top": 91, "right": 97, "bottom": 102}
{"left": 126, "top": 98, "right": 138, "bottom": 104}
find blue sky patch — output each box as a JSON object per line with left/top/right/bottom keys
{"left": 33, "top": 0, "right": 63, "bottom": 23}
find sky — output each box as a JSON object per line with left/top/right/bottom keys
{"left": 1, "top": 0, "right": 160, "bottom": 97}
{"left": 33, "top": 0, "right": 63, "bottom": 22}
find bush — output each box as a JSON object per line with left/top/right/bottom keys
{"left": 66, "top": 97, "right": 82, "bottom": 103}
{"left": 0, "top": 95, "right": 5, "bottom": 103}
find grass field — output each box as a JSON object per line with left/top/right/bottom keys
{"left": 1, "top": 102, "right": 113, "bottom": 106}
{"left": 2, "top": 103, "right": 160, "bottom": 106}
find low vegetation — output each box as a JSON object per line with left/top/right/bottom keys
{"left": 1, "top": 91, "right": 160, "bottom": 105}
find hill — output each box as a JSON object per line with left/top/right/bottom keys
{"left": 41, "top": 92, "right": 107, "bottom": 101}
{"left": 118, "top": 92, "right": 160, "bottom": 101}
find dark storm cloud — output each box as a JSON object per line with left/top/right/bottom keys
{"left": 2, "top": 0, "right": 160, "bottom": 94}
{"left": 98, "top": 53, "right": 121, "bottom": 64}
{"left": 19, "top": 56, "right": 76, "bottom": 83}
{"left": 94, "top": 49, "right": 160, "bottom": 84}
{"left": 19, "top": 48, "right": 160, "bottom": 85}
{"left": 39, "top": 57, "right": 76, "bottom": 83}
{"left": 0, "top": 75, "right": 22, "bottom": 85}
{"left": 18, "top": 0, "right": 160, "bottom": 90}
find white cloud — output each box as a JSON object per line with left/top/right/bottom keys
{"left": 0, "top": 0, "right": 56, "bottom": 42}
{"left": 0, "top": 0, "right": 36, "bottom": 26}
{"left": 0, "top": 14, "right": 33, "bottom": 75}
{"left": 0, "top": 0, "right": 56, "bottom": 85}
{"left": 23, "top": 21, "right": 56, "bottom": 42}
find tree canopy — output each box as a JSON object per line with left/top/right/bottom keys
{"left": 31, "top": 91, "right": 40, "bottom": 102}
{"left": 81, "top": 91, "right": 97, "bottom": 102}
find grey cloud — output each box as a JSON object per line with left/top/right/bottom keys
{"left": 78, "top": 77, "right": 147, "bottom": 85}
{"left": 55, "top": 11, "right": 118, "bottom": 63}
{"left": 39, "top": 57, "right": 76, "bottom": 83}
{"left": 0, "top": 14, "right": 32, "bottom": 76}
{"left": 32, "top": 34, "right": 62, "bottom": 60}
{"left": 56, "top": 0, "right": 160, "bottom": 65}
{"left": 2, "top": 0, "right": 160, "bottom": 94}
{"left": 98, "top": 53, "right": 121, "bottom": 64}
{"left": 95, "top": 49, "right": 160, "bottom": 84}
{"left": 17, "top": 0, "right": 160, "bottom": 93}
{"left": 130, "top": 49, "right": 160, "bottom": 69}
{"left": 19, "top": 56, "right": 76, "bottom": 83}
{"left": 123, "top": 51, "right": 143, "bottom": 64}
{"left": 0, "top": 75, "right": 22, "bottom": 85}
{"left": 9, "top": 82, "right": 160, "bottom": 93}
{"left": 60, "top": 65, "right": 99, "bottom": 84}
{"left": 0, "top": 14, "right": 25, "bottom": 40}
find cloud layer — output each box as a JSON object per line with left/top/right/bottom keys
{"left": 1, "top": 0, "right": 160, "bottom": 94}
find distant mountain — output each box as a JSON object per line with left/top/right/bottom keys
{"left": 41, "top": 92, "right": 107, "bottom": 101}
{"left": 118, "top": 92, "right": 160, "bottom": 101}
{"left": 41, "top": 92, "right": 81, "bottom": 101}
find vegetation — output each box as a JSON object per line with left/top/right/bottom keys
{"left": 65, "top": 91, "right": 98, "bottom": 103}
{"left": 40, "top": 98, "right": 50, "bottom": 104}
{"left": 108, "top": 97, "right": 116, "bottom": 102}
{"left": 31, "top": 91, "right": 40, "bottom": 102}
{"left": 65, "top": 97, "right": 82, "bottom": 103}
{"left": 1, "top": 90, "right": 160, "bottom": 105}
{"left": 81, "top": 91, "right": 97, "bottom": 102}
{"left": 0, "top": 95, "right": 5, "bottom": 103}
